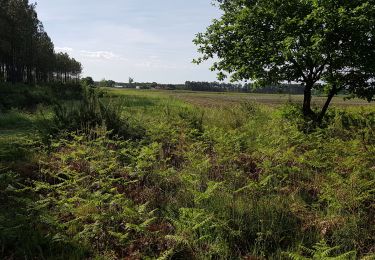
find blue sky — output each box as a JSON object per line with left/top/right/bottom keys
{"left": 35, "top": 0, "right": 221, "bottom": 83}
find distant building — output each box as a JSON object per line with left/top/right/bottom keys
{"left": 136, "top": 86, "right": 141, "bottom": 90}
{"left": 114, "top": 85, "right": 123, "bottom": 88}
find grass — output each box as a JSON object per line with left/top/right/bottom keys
{"left": 1, "top": 86, "right": 375, "bottom": 259}
{"left": 106, "top": 88, "right": 375, "bottom": 108}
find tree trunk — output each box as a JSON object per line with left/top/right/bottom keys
{"left": 11, "top": 47, "right": 16, "bottom": 84}
{"left": 303, "top": 83, "right": 315, "bottom": 118}
{"left": 317, "top": 85, "right": 337, "bottom": 124}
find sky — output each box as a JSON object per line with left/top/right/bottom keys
{"left": 34, "top": 0, "right": 221, "bottom": 84}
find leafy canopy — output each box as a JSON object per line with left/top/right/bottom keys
{"left": 194, "top": 0, "right": 375, "bottom": 102}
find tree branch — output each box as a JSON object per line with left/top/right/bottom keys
{"left": 290, "top": 58, "right": 308, "bottom": 82}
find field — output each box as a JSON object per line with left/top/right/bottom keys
{"left": 1, "top": 86, "right": 375, "bottom": 259}
{"left": 108, "top": 88, "right": 375, "bottom": 108}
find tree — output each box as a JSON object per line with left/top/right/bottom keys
{"left": 128, "top": 77, "right": 134, "bottom": 84}
{"left": 81, "top": 76, "right": 94, "bottom": 87}
{"left": 0, "top": 0, "right": 81, "bottom": 85}
{"left": 194, "top": 0, "right": 375, "bottom": 122}
{"left": 99, "top": 79, "right": 115, "bottom": 88}
{"left": 54, "top": 52, "right": 82, "bottom": 83}
{"left": 107, "top": 80, "right": 115, "bottom": 88}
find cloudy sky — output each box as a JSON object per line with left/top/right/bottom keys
{"left": 35, "top": 0, "right": 221, "bottom": 83}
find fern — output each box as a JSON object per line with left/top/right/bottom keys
{"left": 285, "top": 241, "right": 357, "bottom": 260}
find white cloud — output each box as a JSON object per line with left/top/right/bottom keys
{"left": 135, "top": 60, "right": 178, "bottom": 70}
{"left": 55, "top": 47, "right": 73, "bottom": 53}
{"left": 80, "top": 50, "right": 126, "bottom": 61}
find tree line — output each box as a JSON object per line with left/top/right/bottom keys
{"left": 0, "top": 0, "right": 82, "bottom": 84}
{"left": 185, "top": 81, "right": 242, "bottom": 92}
{"left": 102, "top": 79, "right": 309, "bottom": 94}
{"left": 185, "top": 81, "right": 309, "bottom": 94}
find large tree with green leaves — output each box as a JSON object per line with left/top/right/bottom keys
{"left": 194, "top": 0, "right": 375, "bottom": 121}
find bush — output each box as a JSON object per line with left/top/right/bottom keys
{"left": 39, "top": 87, "right": 144, "bottom": 141}
{"left": 0, "top": 83, "right": 52, "bottom": 111}
{"left": 0, "top": 83, "right": 83, "bottom": 112}
{"left": 48, "top": 82, "right": 83, "bottom": 100}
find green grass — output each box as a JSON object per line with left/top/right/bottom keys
{"left": 105, "top": 88, "right": 375, "bottom": 108}
{"left": 0, "top": 109, "right": 35, "bottom": 129}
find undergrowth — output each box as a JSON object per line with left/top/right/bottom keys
{"left": 0, "top": 88, "right": 374, "bottom": 259}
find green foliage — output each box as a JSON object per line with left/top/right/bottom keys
{"left": 194, "top": 0, "right": 375, "bottom": 119}
{"left": 0, "top": 109, "right": 34, "bottom": 128}
{"left": 285, "top": 240, "right": 357, "bottom": 260}
{"left": 39, "top": 87, "right": 144, "bottom": 141}
{"left": 32, "top": 132, "right": 163, "bottom": 258}
{"left": 0, "top": 83, "right": 53, "bottom": 111}
{"left": 0, "top": 169, "right": 85, "bottom": 259}
{"left": 0, "top": 83, "right": 83, "bottom": 112}
{"left": 1, "top": 89, "right": 375, "bottom": 259}
{"left": 0, "top": 0, "right": 81, "bottom": 84}
{"left": 81, "top": 76, "right": 95, "bottom": 87}
{"left": 99, "top": 79, "right": 116, "bottom": 88}
{"left": 0, "top": 134, "right": 37, "bottom": 162}
{"left": 48, "top": 83, "right": 84, "bottom": 100}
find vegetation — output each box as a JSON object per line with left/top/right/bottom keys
{"left": 185, "top": 81, "right": 311, "bottom": 94}
{"left": 1, "top": 85, "right": 375, "bottom": 259}
{"left": 185, "top": 81, "right": 243, "bottom": 92}
{"left": 194, "top": 0, "right": 375, "bottom": 121}
{"left": 97, "top": 80, "right": 313, "bottom": 95}
{"left": 1, "top": 0, "right": 375, "bottom": 259}
{"left": 99, "top": 79, "right": 117, "bottom": 88}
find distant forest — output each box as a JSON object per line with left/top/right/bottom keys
{"left": 103, "top": 80, "right": 308, "bottom": 95}
{"left": 184, "top": 81, "right": 307, "bottom": 94}
{"left": 0, "top": 0, "right": 81, "bottom": 84}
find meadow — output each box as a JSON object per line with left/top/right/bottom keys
{"left": 108, "top": 88, "right": 374, "bottom": 108}
{"left": 1, "top": 85, "right": 375, "bottom": 259}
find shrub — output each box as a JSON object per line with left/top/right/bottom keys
{"left": 0, "top": 83, "right": 52, "bottom": 111}
{"left": 0, "top": 83, "right": 83, "bottom": 112}
{"left": 39, "top": 87, "right": 144, "bottom": 141}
